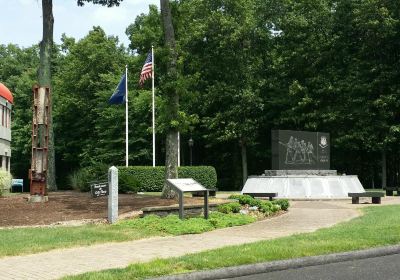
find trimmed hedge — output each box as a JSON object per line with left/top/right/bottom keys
{"left": 118, "top": 166, "right": 217, "bottom": 192}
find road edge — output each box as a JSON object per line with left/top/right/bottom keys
{"left": 150, "top": 244, "right": 400, "bottom": 280}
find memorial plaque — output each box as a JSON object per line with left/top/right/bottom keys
{"left": 90, "top": 181, "right": 109, "bottom": 198}
{"left": 272, "top": 130, "right": 330, "bottom": 170}
{"left": 167, "top": 178, "right": 207, "bottom": 192}
{"left": 166, "top": 178, "right": 209, "bottom": 220}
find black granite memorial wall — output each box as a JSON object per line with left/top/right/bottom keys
{"left": 272, "top": 130, "right": 330, "bottom": 170}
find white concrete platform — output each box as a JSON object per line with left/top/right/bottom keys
{"left": 241, "top": 175, "right": 365, "bottom": 199}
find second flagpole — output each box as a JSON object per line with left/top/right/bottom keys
{"left": 152, "top": 46, "right": 156, "bottom": 167}
{"left": 125, "top": 64, "right": 129, "bottom": 167}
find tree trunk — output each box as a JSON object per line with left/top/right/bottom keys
{"left": 38, "top": 0, "right": 56, "bottom": 191}
{"left": 240, "top": 139, "right": 248, "bottom": 186}
{"left": 160, "top": 0, "right": 179, "bottom": 199}
{"left": 382, "top": 149, "right": 387, "bottom": 189}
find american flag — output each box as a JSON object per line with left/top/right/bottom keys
{"left": 139, "top": 52, "right": 153, "bottom": 85}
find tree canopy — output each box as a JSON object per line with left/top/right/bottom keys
{"left": 2, "top": 0, "right": 400, "bottom": 190}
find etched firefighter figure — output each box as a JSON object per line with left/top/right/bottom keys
{"left": 280, "top": 136, "right": 316, "bottom": 165}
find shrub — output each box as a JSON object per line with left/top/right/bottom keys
{"left": 228, "top": 194, "right": 243, "bottom": 200}
{"left": 229, "top": 195, "right": 290, "bottom": 212}
{"left": 0, "top": 171, "right": 12, "bottom": 195}
{"left": 273, "top": 199, "right": 290, "bottom": 211}
{"left": 218, "top": 202, "right": 242, "bottom": 214}
{"left": 238, "top": 195, "right": 255, "bottom": 205}
{"left": 259, "top": 201, "right": 273, "bottom": 214}
{"left": 68, "top": 163, "right": 108, "bottom": 192}
{"left": 118, "top": 172, "right": 140, "bottom": 193}
{"left": 271, "top": 204, "right": 281, "bottom": 212}
{"left": 118, "top": 166, "right": 217, "bottom": 192}
{"left": 237, "top": 195, "right": 262, "bottom": 208}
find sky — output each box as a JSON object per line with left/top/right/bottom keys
{"left": 0, "top": 0, "right": 159, "bottom": 48}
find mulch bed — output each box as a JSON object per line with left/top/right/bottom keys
{"left": 0, "top": 191, "right": 209, "bottom": 227}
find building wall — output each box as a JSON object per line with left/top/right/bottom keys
{"left": 0, "top": 96, "right": 12, "bottom": 172}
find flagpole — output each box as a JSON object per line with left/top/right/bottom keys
{"left": 125, "top": 65, "right": 129, "bottom": 167}
{"left": 152, "top": 46, "right": 156, "bottom": 167}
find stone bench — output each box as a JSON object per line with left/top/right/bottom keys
{"left": 348, "top": 192, "right": 384, "bottom": 204}
{"left": 384, "top": 187, "right": 399, "bottom": 196}
{"left": 242, "top": 192, "right": 278, "bottom": 201}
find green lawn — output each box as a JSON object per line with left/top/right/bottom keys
{"left": 364, "top": 188, "right": 385, "bottom": 192}
{"left": 64, "top": 204, "right": 400, "bottom": 280}
{"left": 0, "top": 212, "right": 256, "bottom": 257}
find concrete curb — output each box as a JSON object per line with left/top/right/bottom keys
{"left": 149, "top": 244, "right": 400, "bottom": 280}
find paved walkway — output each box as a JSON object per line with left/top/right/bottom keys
{"left": 1, "top": 198, "right": 398, "bottom": 280}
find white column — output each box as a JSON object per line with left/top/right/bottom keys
{"left": 1, "top": 156, "right": 5, "bottom": 171}
{"left": 108, "top": 166, "right": 118, "bottom": 224}
{"left": 125, "top": 66, "right": 129, "bottom": 167}
{"left": 152, "top": 46, "right": 156, "bottom": 167}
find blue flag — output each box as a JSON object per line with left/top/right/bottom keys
{"left": 109, "top": 74, "right": 126, "bottom": 104}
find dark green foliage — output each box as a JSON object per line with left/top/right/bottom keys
{"left": 232, "top": 195, "right": 289, "bottom": 214}
{"left": 118, "top": 172, "right": 140, "bottom": 193}
{"left": 178, "top": 166, "right": 217, "bottom": 189}
{"left": 237, "top": 195, "right": 257, "bottom": 206}
{"left": 228, "top": 194, "right": 243, "bottom": 200}
{"left": 118, "top": 166, "right": 217, "bottom": 192}
{"left": 272, "top": 199, "right": 290, "bottom": 211}
{"left": 237, "top": 195, "right": 252, "bottom": 205}
{"left": 4, "top": 0, "right": 400, "bottom": 190}
{"left": 217, "top": 202, "right": 241, "bottom": 214}
{"left": 259, "top": 201, "right": 273, "bottom": 214}
{"left": 68, "top": 164, "right": 140, "bottom": 193}
{"left": 68, "top": 163, "right": 108, "bottom": 192}
{"left": 118, "top": 166, "right": 164, "bottom": 192}
{"left": 120, "top": 212, "right": 256, "bottom": 235}
{"left": 76, "top": 0, "right": 123, "bottom": 7}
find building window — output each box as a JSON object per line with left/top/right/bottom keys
{"left": 5, "top": 157, "right": 9, "bottom": 171}
{"left": 7, "top": 108, "right": 10, "bottom": 128}
{"left": 0, "top": 106, "right": 3, "bottom": 127}
{"left": 5, "top": 108, "right": 7, "bottom": 128}
{"left": 2, "top": 106, "right": 4, "bottom": 127}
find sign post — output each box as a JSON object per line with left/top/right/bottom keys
{"left": 108, "top": 166, "right": 118, "bottom": 224}
{"left": 90, "top": 182, "right": 108, "bottom": 198}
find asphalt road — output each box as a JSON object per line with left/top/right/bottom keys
{"left": 228, "top": 253, "right": 400, "bottom": 280}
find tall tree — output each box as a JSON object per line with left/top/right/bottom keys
{"left": 160, "top": 0, "right": 180, "bottom": 198}
{"left": 38, "top": 0, "right": 123, "bottom": 191}
{"left": 179, "top": 0, "right": 265, "bottom": 186}
{"left": 38, "top": 0, "right": 55, "bottom": 190}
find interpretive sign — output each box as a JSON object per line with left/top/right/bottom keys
{"left": 167, "top": 178, "right": 208, "bottom": 192}
{"left": 90, "top": 181, "right": 108, "bottom": 198}
{"left": 272, "top": 130, "right": 330, "bottom": 170}
{"left": 166, "top": 178, "right": 209, "bottom": 219}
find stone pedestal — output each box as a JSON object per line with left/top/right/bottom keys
{"left": 28, "top": 195, "right": 48, "bottom": 203}
{"left": 241, "top": 175, "right": 365, "bottom": 199}
{"left": 263, "top": 170, "right": 337, "bottom": 176}
{"left": 108, "top": 166, "right": 118, "bottom": 224}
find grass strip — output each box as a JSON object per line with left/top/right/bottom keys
{"left": 64, "top": 205, "right": 400, "bottom": 280}
{"left": 0, "top": 212, "right": 256, "bottom": 257}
